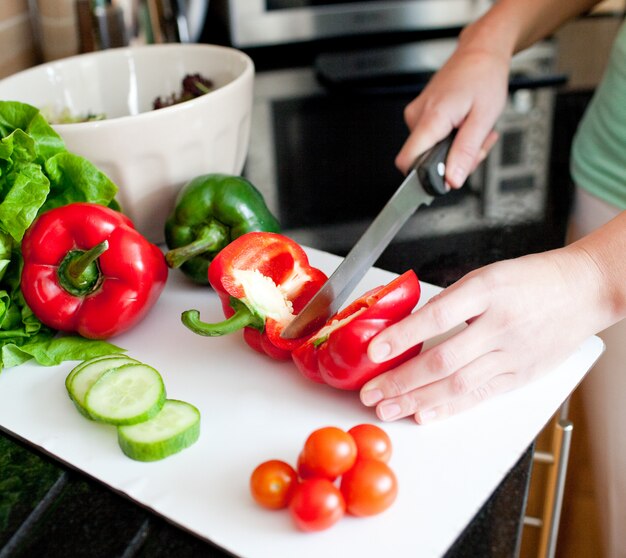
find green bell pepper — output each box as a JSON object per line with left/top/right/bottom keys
{"left": 164, "top": 174, "right": 281, "bottom": 284}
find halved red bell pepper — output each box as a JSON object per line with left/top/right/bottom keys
{"left": 21, "top": 203, "right": 168, "bottom": 339}
{"left": 292, "top": 270, "right": 423, "bottom": 390}
{"left": 181, "top": 232, "right": 328, "bottom": 360}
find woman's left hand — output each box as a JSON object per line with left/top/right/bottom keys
{"left": 359, "top": 246, "right": 611, "bottom": 423}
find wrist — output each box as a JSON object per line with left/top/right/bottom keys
{"left": 563, "top": 227, "right": 626, "bottom": 330}
{"left": 458, "top": 17, "right": 517, "bottom": 61}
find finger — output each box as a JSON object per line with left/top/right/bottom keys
{"left": 395, "top": 108, "right": 456, "bottom": 175}
{"left": 471, "top": 130, "right": 499, "bottom": 173}
{"left": 370, "top": 351, "right": 514, "bottom": 422}
{"left": 363, "top": 316, "right": 498, "bottom": 406}
{"left": 413, "top": 371, "right": 519, "bottom": 424}
{"left": 402, "top": 96, "right": 424, "bottom": 130}
{"left": 444, "top": 111, "right": 497, "bottom": 188}
{"left": 367, "top": 273, "right": 487, "bottom": 364}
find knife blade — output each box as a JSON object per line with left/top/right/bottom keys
{"left": 281, "top": 131, "right": 456, "bottom": 339}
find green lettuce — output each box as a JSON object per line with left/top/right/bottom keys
{"left": 0, "top": 101, "right": 124, "bottom": 373}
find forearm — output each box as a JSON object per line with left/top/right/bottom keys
{"left": 459, "top": 0, "right": 603, "bottom": 59}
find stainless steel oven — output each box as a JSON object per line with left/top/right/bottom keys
{"left": 223, "top": 0, "right": 492, "bottom": 48}
{"left": 243, "top": 38, "right": 560, "bottom": 254}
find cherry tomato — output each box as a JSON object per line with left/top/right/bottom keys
{"left": 296, "top": 451, "right": 317, "bottom": 480}
{"left": 250, "top": 460, "right": 298, "bottom": 510}
{"left": 300, "top": 426, "right": 357, "bottom": 479}
{"left": 340, "top": 459, "right": 398, "bottom": 517}
{"left": 289, "top": 478, "right": 345, "bottom": 532}
{"left": 348, "top": 424, "right": 393, "bottom": 463}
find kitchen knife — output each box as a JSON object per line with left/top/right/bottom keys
{"left": 281, "top": 131, "right": 456, "bottom": 339}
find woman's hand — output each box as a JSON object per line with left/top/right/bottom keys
{"left": 396, "top": 0, "right": 606, "bottom": 184}
{"left": 395, "top": 39, "right": 511, "bottom": 187}
{"left": 359, "top": 246, "right": 611, "bottom": 423}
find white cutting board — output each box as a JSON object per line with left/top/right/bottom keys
{"left": 0, "top": 247, "right": 603, "bottom": 558}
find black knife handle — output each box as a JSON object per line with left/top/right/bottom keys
{"left": 413, "top": 130, "right": 457, "bottom": 196}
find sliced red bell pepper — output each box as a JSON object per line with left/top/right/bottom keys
{"left": 181, "top": 232, "right": 328, "bottom": 360}
{"left": 21, "top": 203, "right": 168, "bottom": 339}
{"left": 292, "top": 270, "right": 423, "bottom": 390}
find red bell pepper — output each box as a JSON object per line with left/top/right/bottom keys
{"left": 292, "top": 270, "right": 423, "bottom": 390}
{"left": 181, "top": 232, "right": 328, "bottom": 360}
{"left": 21, "top": 203, "right": 168, "bottom": 339}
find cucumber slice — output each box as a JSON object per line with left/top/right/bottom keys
{"left": 66, "top": 355, "right": 138, "bottom": 418}
{"left": 65, "top": 353, "right": 132, "bottom": 393}
{"left": 84, "top": 363, "right": 166, "bottom": 426}
{"left": 117, "top": 400, "right": 201, "bottom": 462}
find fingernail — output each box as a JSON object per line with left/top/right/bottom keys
{"left": 369, "top": 342, "right": 391, "bottom": 363}
{"left": 378, "top": 403, "right": 401, "bottom": 421}
{"left": 361, "top": 389, "right": 383, "bottom": 406}
{"left": 417, "top": 409, "right": 437, "bottom": 423}
{"left": 450, "top": 165, "right": 466, "bottom": 187}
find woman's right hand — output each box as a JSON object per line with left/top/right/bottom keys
{"left": 395, "top": 40, "right": 512, "bottom": 188}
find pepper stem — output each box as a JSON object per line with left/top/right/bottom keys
{"left": 181, "top": 299, "right": 265, "bottom": 337}
{"left": 165, "top": 223, "right": 227, "bottom": 269}
{"left": 58, "top": 240, "right": 109, "bottom": 296}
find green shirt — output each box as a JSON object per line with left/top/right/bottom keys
{"left": 571, "top": 21, "right": 626, "bottom": 209}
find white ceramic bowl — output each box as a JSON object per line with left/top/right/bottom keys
{"left": 0, "top": 43, "right": 254, "bottom": 243}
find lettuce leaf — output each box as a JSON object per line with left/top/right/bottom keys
{"left": 0, "top": 101, "right": 65, "bottom": 162}
{"left": 0, "top": 101, "right": 125, "bottom": 373}
{"left": 1, "top": 335, "right": 125, "bottom": 369}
